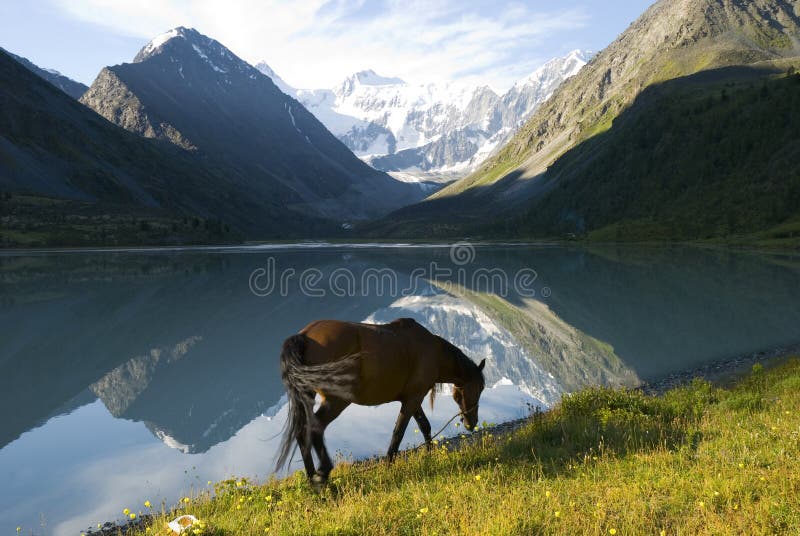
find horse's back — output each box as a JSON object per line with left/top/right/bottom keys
{"left": 296, "top": 318, "right": 440, "bottom": 403}
{"left": 299, "top": 320, "right": 361, "bottom": 365}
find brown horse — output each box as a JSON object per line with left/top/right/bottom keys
{"left": 275, "top": 318, "right": 486, "bottom": 486}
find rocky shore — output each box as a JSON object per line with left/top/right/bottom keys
{"left": 639, "top": 343, "right": 800, "bottom": 395}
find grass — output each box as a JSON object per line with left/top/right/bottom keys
{"left": 105, "top": 357, "right": 800, "bottom": 535}
{"left": 0, "top": 194, "right": 242, "bottom": 248}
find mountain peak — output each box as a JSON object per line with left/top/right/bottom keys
{"left": 134, "top": 26, "right": 229, "bottom": 65}
{"left": 254, "top": 61, "right": 277, "bottom": 78}
{"left": 135, "top": 27, "right": 190, "bottom": 61}
{"left": 335, "top": 69, "right": 405, "bottom": 97}
{"left": 353, "top": 69, "right": 405, "bottom": 86}
{"left": 514, "top": 50, "right": 593, "bottom": 89}
{"left": 255, "top": 61, "right": 295, "bottom": 96}
{"left": 131, "top": 26, "right": 264, "bottom": 82}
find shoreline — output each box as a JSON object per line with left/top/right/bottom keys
{"left": 640, "top": 343, "right": 800, "bottom": 395}
{"left": 2, "top": 238, "right": 799, "bottom": 255}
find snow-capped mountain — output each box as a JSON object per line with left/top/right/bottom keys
{"left": 257, "top": 50, "right": 592, "bottom": 180}
{"left": 81, "top": 27, "right": 424, "bottom": 228}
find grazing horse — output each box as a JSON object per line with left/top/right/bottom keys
{"left": 275, "top": 318, "right": 486, "bottom": 487}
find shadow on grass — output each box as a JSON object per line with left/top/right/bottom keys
{"left": 498, "top": 381, "right": 718, "bottom": 476}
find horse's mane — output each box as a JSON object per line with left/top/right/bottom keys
{"left": 429, "top": 337, "right": 483, "bottom": 409}
{"left": 429, "top": 382, "right": 446, "bottom": 410}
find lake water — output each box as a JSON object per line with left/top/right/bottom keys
{"left": 1, "top": 244, "right": 799, "bottom": 535}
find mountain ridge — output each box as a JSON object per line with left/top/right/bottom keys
{"left": 376, "top": 0, "right": 800, "bottom": 239}
{"left": 80, "top": 27, "right": 424, "bottom": 223}
{"left": 434, "top": 0, "right": 800, "bottom": 201}
{"left": 0, "top": 47, "right": 327, "bottom": 246}
{"left": 1, "top": 47, "right": 88, "bottom": 99}
{"left": 257, "top": 51, "right": 592, "bottom": 180}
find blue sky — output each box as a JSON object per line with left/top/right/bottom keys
{"left": 1, "top": 0, "right": 655, "bottom": 91}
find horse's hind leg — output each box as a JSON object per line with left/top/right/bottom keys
{"left": 413, "top": 407, "right": 433, "bottom": 450}
{"left": 311, "top": 396, "right": 350, "bottom": 484}
{"left": 296, "top": 391, "right": 316, "bottom": 481}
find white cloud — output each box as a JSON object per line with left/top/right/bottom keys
{"left": 51, "top": 0, "right": 588, "bottom": 91}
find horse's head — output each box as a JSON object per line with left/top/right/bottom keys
{"left": 453, "top": 358, "right": 485, "bottom": 431}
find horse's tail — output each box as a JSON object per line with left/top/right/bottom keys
{"left": 276, "top": 334, "right": 361, "bottom": 471}
{"left": 276, "top": 334, "right": 314, "bottom": 471}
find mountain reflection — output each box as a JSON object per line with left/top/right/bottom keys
{"left": 1, "top": 245, "right": 799, "bottom": 457}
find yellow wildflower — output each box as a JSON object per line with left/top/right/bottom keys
{"left": 545, "top": 490, "right": 551, "bottom": 498}
{"left": 475, "top": 475, "right": 481, "bottom": 481}
{"left": 129, "top": 513, "right": 136, "bottom": 520}
{"left": 419, "top": 507, "right": 429, "bottom": 514}
{"left": 123, "top": 509, "right": 130, "bottom": 515}
{"left": 554, "top": 511, "right": 561, "bottom": 518}
{"left": 183, "top": 497, "right": 191, "bottom": 504}
{"left": 144, "top": 500, "right": 152, "bottom": 508}
{"left": 609, "top": 529, "right": 617, "bottom": 535}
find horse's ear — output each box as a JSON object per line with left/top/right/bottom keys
{"left": 478, "top": 359, "right": 485, "bottom": 371}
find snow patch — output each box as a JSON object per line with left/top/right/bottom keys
{"left": 154, "top": 429, "right": 191, "bottom": 454}
{"left": 286, "top": 104, "right": 301, "bottom": 133}
{"left": 141, "top": 28, "right": 182, "bottom": 57}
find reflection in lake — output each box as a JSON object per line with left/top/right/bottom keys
{"left": 0, "top": 245, "right": 798, "bottom": 535}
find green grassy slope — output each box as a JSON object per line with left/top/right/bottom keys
{"left": 509, "top": 68, "right": 800, "bottom": 241}
{"left": 109, "top": 357, "right": 800, "bottom": 536}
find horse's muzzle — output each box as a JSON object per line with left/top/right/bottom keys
{"left": 461, "top": 417, "right": 476, "bottom": 432}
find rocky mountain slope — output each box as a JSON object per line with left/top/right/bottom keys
{"left": 378, "top": 0, "right": 800, "bottom": 239}
{"left": 257, "top": 51, "right": 591, "bottom": 180}
{"left": 80, "top": 27, "right": 423, "bottom": 223}
{"left": 0, "top": 48, "right": 339, "bottom": 246}
{"left": 1, "top": 47, "right": 88, "bottom": 99}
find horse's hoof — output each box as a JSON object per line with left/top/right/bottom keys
{"left": 311, "top": 473, "right": 328, "bottom": 491}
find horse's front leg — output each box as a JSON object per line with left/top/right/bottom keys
{"left": 387, "top": 396, "right": 424, "bottom": 462}
{"left": 413, "top": 407, "right": 433, "bottom": 451}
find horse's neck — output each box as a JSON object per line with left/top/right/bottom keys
{"left": 438, "top": 350, "right": 469, "bottom": 386}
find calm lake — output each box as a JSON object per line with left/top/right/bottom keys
{"left": 1, "top": 244, "right": 799, "bottom": 535}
